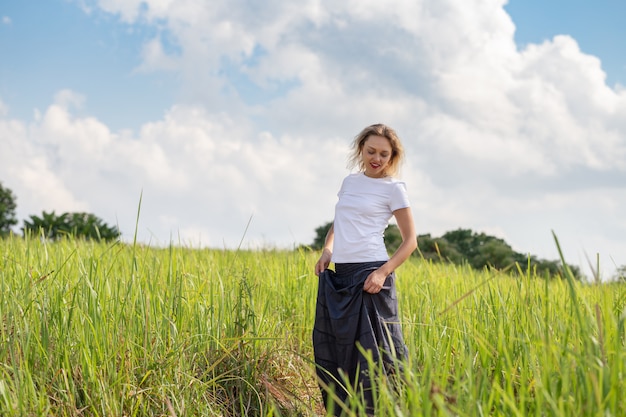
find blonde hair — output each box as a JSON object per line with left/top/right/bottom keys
{"left": 347, "top": 123, "right": 405, "bottom": 177}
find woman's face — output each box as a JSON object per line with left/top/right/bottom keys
{"left": 361, "top": 135, "right": 392, "bottom": 178}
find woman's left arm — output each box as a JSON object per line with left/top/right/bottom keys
{"left": 363, "top": 207, "right": 417, "bottom": 293}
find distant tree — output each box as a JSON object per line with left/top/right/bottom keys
{"left": 311, "top": 221, "right": 334, "bottom": 250}
{"left": 416, "top": 233, "right": 463, "bottom": 263}
{"left": 440, "top": 228, "right": 476, "bottom": 259}
{"left": 440, "top": 229, "right": 513, "bottom": 269}
{"left": 532, "top": 259, "right": 564, "bottom": 278}
{"left": 471, "top": 238, "right": 518, "bottom": 270}
{"left": 310, "top": 224, "right": 582, "bottom": 279}
{"left": 0, "top": 182, "right": 18, "bottom": 238}
{"left": 514, "top": 255, "right": 556, "bottom": 277}
{"left": 65, "top": 212, "right": 120, "bottom": 241}
{"left": 23, "top": 211, "right": 120, "bottom": 242}
{"left": 383, "top": 224, "right": 402, "bottom": 254}
{"left": 23, "top": 211, "right": 68, "bottom": 240}
{"left": 425, "top": 228, "right": 582, "bottom": 279}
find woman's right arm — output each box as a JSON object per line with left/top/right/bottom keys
{"left": 315, "top": 223, "right": 334, "bottom": 276}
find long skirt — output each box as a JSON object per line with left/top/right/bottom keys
{"left": 312, "top": 261, "right": 408, "bottom": 415}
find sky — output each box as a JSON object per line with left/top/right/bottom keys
{"left": 1, "top": 0, "right": 625, "bottom": 280}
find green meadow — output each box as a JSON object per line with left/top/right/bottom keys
{"left": 1, "top": 236, "right": 624, "bottom": 416}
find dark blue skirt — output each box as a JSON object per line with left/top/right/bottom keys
{"left": 312, "top": 261, "right": 407, "bottom": 414}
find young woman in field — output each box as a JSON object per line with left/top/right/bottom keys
{"left": 313, "top": 123, "right": 417, "bottom": 415}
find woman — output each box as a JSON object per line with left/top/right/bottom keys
{"left": 313, "top": 123, "right": 417, "bottom": 415}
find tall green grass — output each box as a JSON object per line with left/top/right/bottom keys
{"left": 1, "top": 235, "right": 624, "bottom": 416}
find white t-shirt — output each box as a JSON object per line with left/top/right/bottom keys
{"left": 331, "top": 172, "right": 411, "bottom": 263}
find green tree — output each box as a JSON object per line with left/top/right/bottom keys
{"left": 311, "top": 221, "right": 333, "bottom": 250}
{"left": 441, "top": 228, "right": 510, "bottom": 265}
{"left": 0, "top": 182, "right": 18, "bottom": 238}
{"left": 23, "top": 211, "right": 120, "bottom": 242}
{"left": 383, "top": 224, "right": 402, "bottom": 254}
{"left": 432, "top": 228, "right": 581, "bottom": 279}
{"left": 23, "top": 211, "right": 68, "bottom": 240}
{"left": 518, "top": 257, "right": 563, "bottom": 278}
{"left": 471, "top": 239, "right": 517, "bottom": 270}
{"left": 310, "top": 224, "right": 582, "bottom": 279}
{"left": 440, "top": 229, "right": 475, "bottom": 259}
{"left": 416, "top": 233, "right": 463, "bottom": 263}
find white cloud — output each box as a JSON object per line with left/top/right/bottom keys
{"left": 0, "top": 96, "right": 350, "bottom": 248}
{"left": 1, "top": 16, "right": 11, "bottom": 25}
{"left": 0, "top": 113, "right": 89, "bottom": 217}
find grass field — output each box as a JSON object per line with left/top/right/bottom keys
{"left": 1, "top": 235, "right": 625, "bottom": 416}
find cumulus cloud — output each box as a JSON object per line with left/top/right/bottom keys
{"left": 0, "top": 95, "right": 348, "bottom": 247}
{"left": 2, "top": 0, "right": 626, "bottom": 277}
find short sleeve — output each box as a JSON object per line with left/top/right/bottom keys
{"left": 337, "top": 176, "right": 348, "bottom": 198}
{"left": 389, "top": 181, "right": 411, "bottom": 212}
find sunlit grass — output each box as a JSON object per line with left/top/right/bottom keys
{"left": 1, "top": 235, "right": 624, "bottom": 416}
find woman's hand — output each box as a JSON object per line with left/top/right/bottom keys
{"left": 363, "top": 269, "right": 388, "bottom": 294}
{"left": 315, "top": 248, "right": 332, "bottom": 276}
{"left": 315, "top": 224, "right": 334, "bottom": 276}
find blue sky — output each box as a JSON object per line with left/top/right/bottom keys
{"left": 0, "top": 1, "right": 175, "bottom": 129}
{"left": 505, "top": 0, "right": 625, "bottom": 87}
{"left": 1, "top": 0, "right": 626, "bottom": 279}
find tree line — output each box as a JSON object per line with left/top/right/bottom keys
{"left": 310, "top": 221, "right": 595, "bottom": 280}
{"left": 0, "top": 181, "right": 120, "bottom": 241}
